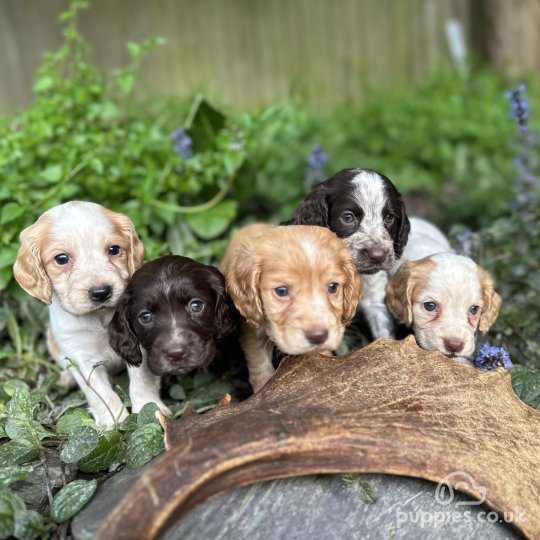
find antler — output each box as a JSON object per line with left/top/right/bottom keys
{"left": 97, "top": 336, "right": 540, "bottom": 539}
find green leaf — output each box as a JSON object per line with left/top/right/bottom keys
{"left": 0, "top": 489, "right": 26, "bottom": 538}
{"left": 56, "top": 408, "right": 93, "bottom": 435}
{"left": 39, "top": 165, "right": 63, "bottom": 183}
{"left": 169, "top": 384, "right": 186, "bottom": 401}
{"left": 50, "top": 479, "right": 97, "bottom": 523}
{"left": 13, "top": 509, "right": 48, "bottom": 540}
{"left": 77, "top": 431, "right": 124, "bottom": 473}
{"left": 0, "top": 466, "right": 32, "bottom": 488}
{"left": 512, "top": 365, "right": 540, "bottom": 410}
{"left": 5, "top": 416, "right": 51, "bottom": 444}
{"left": 0, "top": 203, "right": 24, "bottom": 225}
{"left": 0, "top": 440, "right": 39, "bottom": 467}
{"left": 185, "top": 200, "right": 237, "bottom": 240}
{"left": 136, "top": 402, "right": 160, "bottom": 426}
{"left": 185, "top": 96, "right": 227, "bottom": 152}
{"left": 60, "top": 425, "right": 99, "bottom": 464}
{"left": 33, "top": 75, "right": 55, "bottom": 93}
{"left": 125, "top": 423, "right": 164, "bottom": 469}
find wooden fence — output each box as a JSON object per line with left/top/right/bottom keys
{"left": 0, "top": 0, "right": 474, "bottom": 114}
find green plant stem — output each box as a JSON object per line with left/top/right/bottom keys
{"left": 148, "top": 170, "right": 236, "bottom": 214}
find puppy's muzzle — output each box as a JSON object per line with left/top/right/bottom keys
{"left": 166, "top": 345, "right": 187, "bottom": 362}
{"left": 304, "top": 326, "right": 329, "bottom": 346}
{"left": 88, "top": 285, "right": 113, "bottom": 303}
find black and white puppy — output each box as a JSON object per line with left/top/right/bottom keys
{"left": 108, "top": 255, "right": 238, "bottom": 411}
{"left": 291, "top": 168, "right": 410, "bottom": 339}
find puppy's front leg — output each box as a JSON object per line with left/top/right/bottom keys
{"left": 360, "top": 272, "right": 395, "bottom": 339}
{"left": 127, "top": 352, "right": 172, "bottom": 416}
{"left": 240, "top": 323, "right": 275, "bottom": 392}
{"left": 68, "top": 359, "right": 128, "bottom": 427}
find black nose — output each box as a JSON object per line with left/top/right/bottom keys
{"left": 166, "top": 345, "right": 188, "bottom": 362}
{"left": 88, "top": 285, "right": 112, "bottom": 303}
{"left": 364, "top": 247, "right": 388, "bottom": 264}
{"left": 304, "top": 327, "right": 329, "bottom": 345}
{"left": 443, "top": 337, "right": 465, "bottom": 354}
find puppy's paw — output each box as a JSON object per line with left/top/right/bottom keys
{"left": 57, "top": 369, "right": 77, "bottom": 388}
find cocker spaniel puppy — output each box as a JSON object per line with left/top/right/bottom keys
{"left": 291, "top": 168, "right": 410, "bottom": 339}
{"left": 13, "top": 201, "right": 144, "bottom": 426}
{"left": 108, "top": 255, "right": 238, "bottom": 412}
{"left": 386, "top": 218, "right": 502, "bottom": 361}
{"left": 220, "top": 223, "right": 362, "bottom": 392}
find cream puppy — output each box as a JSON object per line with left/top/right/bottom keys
{"left": 13, "top": 201, "right": 169, "bottom": 426}
{"left": 386, "top": 218, "right": 501, "bottom": 360}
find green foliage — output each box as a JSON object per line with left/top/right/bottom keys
{"left": 340, "top": 474, "right": 377, "bottom": 504}
{"left": 512, "top": 365, "right": 540, "bottom": 410}
{"left": 50, "top": 479, "right": 97, "bottom": 523}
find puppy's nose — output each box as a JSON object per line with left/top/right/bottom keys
{"left": 88, "top": 285, "right": 112, "bottom": 303}
{"left": 365, "top": 248, "right": 388, "bottom": 264}
{"left": 443, "top": 337, "right": 465, "bottom": 354}
{"left": 167, "top": 345, "right": 187, "bottom": 362}
{"left": 304, "top": 327, "right": 329, "bottom": 345}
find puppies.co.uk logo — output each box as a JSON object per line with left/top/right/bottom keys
{"left": 394, "top": 471, "right": 524, "bottom": 529}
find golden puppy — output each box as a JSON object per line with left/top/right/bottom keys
{"left": 220, "top": 223, "right": 362, "bottom": 391}
{"left": 386, "top": 252, "right": 501, "bottom": 361}
{"left": 12, "top": 201, "right": 165, "bottom": 426}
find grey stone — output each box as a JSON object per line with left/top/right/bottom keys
{"left": 72, "top": 466, "right": 520, "bottom": 540}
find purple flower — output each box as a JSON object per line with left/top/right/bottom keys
{"left": 305, "top": 144, "right": 329, "bottom": 189}
{"left": 505, "top": 84, "right": 529, "bottom": 133}
{"left": 473, "top": 342, "right": 513, "bottom": 370}
{"left": 171, "top": 128, "right": 193, "bottom": 159}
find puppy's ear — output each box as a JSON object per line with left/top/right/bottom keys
{"left": 225, "top": 242, "right": 264, "bottom": 328}
{"left": 13, "top": 216, "right": 53, "bottom": 304}
{"left": 393, "top": 197, "right": 410, "bottom": 259}
{"left": 386, "top": 262, "right": 415, "bottom": 326}
{"left": 103, "top": 209, "right": 145, "bottom": 274}
{"left": 108, "top": 291, "right": 143, "bottom": 366}
{"left": 477, "top": 267, "right": 502, "bottom": 332}
{"left": 206, "top": 266, "right": 239, "bottom": 339}
{"left": 341, "top": 260, "right": 363, "bottom": 325}
{"left": 291, "top": 183, "right": 329, "bottom": 226}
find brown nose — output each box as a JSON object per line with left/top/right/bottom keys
{"left": 443, "top": 338, "right": 465, "bottom": 354}
{"left": 364, "top": 248, "right": 388, "bottom": 264}
{"left": 304, "top": 327, "right": 329, "bottom": 345}
{"left": 166, "top": 345, "right": 187, "bottom": 362}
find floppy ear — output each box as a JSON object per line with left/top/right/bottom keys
{"left": 205, "top": 266, "right": 239, "bottom": 339}
{"left": 341, "top": 260, "right": 363, "bottom": 325}
{"left": 386, "top": 262, "right": 415, "bottom": 327}
{"left": 393, "top": 196, "right": 410, "bottom": 259}
{"left": 224, "top": 242, "right": 265, "bottom": 328}
{"left": 103, "top": 209, "right": 145, "bottom": 275}
{"left": 108, "top": 291, "right": 143, "bottom": 366}
{"left": 477, "top": 267, "right": 502, "bottom": 332}
{"left": 13, "top": 216, "right": 53, "bottom": 304}
{"left": 291, "top": 183, "right": 329, "bottom": 227}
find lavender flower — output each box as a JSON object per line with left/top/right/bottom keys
{"left": 473, "top": 342, "right": 513, "bottom": 371}
{"left": 305, "top": 144, "right": 329, "bottom": 189}
{"left": 505, "top": 83, "right": 529, "bottom": 133}
{"left": 171, "top": 128, "right": 193, "bottom": 159}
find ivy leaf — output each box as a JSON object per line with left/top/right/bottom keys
{"left": 125, "top": 423, "right": 164, "bottom": 469}
{"left": 60, "top": 426, "right": 99, "bottom": 464}
{"left": 0, "top": 466, "right": 32, "bottom": 488}
{"left": 77, "top": 431, "right": 125, "bottom": 473}
{"left": 512, "top": 365, "right": 540, "bottom": 410}
{"left": 185, "top": 200, "right": 238, "bottom": 240}
{"left": 136, "top": 402, "right": 160, "bottom": 426}
{"left": 50, "top": 479, "right": 97, "bottom": 523}
{"left": 56, "top": 408, "right": 93, "bottom": 435}
{"left": 13, "top": 509, "right": 48, "bottom": 540}
{"left": 0, "top": 489, "right": 26, "bottom": 539}
{"left": 0, "top": 440, "right": 40, "bottom": 467}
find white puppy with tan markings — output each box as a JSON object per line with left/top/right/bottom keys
{"left": 386, "top": 217, "right": 502, "bottom": 362}
{"left": 13, "top": 201, "right": 168, "bottom": 426}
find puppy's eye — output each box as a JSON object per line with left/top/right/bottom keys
{"left": 341, "top": 212, "right": 355, "bottom": 225}
{"left": 274, "top": 286, "right": 289, "bottom": 298}
{"left": 469, "top": 305, "right": 480, "bottom": 315}
{"left": 328, "top": 282, "right": 339, "bottom": 294}
{"left": 189, "top": 299, "right": 204, "bottom": 313}
{"left": 138, "top": 311, "right": 153, "bottom": 324}
{"left": 423, "top": 301, "right": 437, "bottom": 312}
{"left": 384, "top": 214, "right": 395, "bottom": 226}
{"left": 54, "top": 253, "right": 70, "bottom": 265}
{"left": 108, "top": 245, "right": 121, "bottom": 256}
